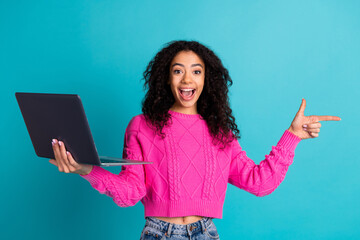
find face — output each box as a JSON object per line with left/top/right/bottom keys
{"left": 168, "top": 50, "right": 205, "bottom": 115}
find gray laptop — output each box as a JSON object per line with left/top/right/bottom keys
{"left": 15, "top": 92, "right": 152, "bottom": 166}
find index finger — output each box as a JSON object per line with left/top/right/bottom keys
{"left": 316, "top": 115, "right": 341, "bottom": 121}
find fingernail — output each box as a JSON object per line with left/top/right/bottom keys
{"left": 303, "top": 125, "right": 307, "bottom": 128}
{"left": 52, "top": 139, "right": 57, "bottom": 144}
{"left": 66, "top": 151, "right": 70, "bottom": 155}
{"left": 58, "top": 141, "right": 62, "bottom": 146}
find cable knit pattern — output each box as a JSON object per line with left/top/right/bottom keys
{"left": 165, "top": 128, "right": 180, "bottom": 201}
{"left": 80, "top": 111, "right": 301, "bottom": 218}
{"left": 202, "top": 125, "right": 216, "bottom": 201}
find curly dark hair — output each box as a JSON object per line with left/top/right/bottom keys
{"left": 142, "top": 40, "right": 241, "bottom": 148}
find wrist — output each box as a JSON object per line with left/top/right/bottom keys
{"left": 287, "top": 127, "right": 303, "bottom": 140}
{"left": 287, "top": 127, "right": 295, "bottom": 135}
{"left": 79, "top": 165, "right": 93, "bottom": 176}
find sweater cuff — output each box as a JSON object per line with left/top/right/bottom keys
{"left": 80, "top": 165, "right": 109, "bottom": 185}
{"left": 277, "top": 129, "right": 302, "bottom": 152}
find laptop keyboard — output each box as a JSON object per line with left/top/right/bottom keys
{"left": 101, "top": 159, "right": 126, "bottom": 163}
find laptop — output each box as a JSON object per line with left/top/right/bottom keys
{"left": 15, "top": 92, "right": 152, "bottom": 166}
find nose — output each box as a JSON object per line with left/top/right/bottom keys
{"left": 181, "top": 71, "right": 192, "bottom": 84}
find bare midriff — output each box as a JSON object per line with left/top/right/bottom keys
{"left": 155, "top": 216, "right": 204, "bottom": 225}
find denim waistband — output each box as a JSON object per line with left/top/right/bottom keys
{"left": 144, "top": 217, "right": 213, "bottom": 236}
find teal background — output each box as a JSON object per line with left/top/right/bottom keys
{"left": 1, "top": 0, "right": 359, "bottom": 239}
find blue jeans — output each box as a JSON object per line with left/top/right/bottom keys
{"left": 139, "top": 217, "right": 220, "bottom": 240}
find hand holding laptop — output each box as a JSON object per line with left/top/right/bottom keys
{"left": 49, "top": 138, "right": 93, "bottom": 175}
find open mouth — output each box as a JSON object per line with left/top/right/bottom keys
{"left": 179, "top": 88, "right": 196, "bottom": 100}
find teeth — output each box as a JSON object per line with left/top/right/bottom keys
{"left": 180, "top": 89, "right": 194, "bottom": 92}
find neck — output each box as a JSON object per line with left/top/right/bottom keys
{"left": 169, "top": 105, "right": 198, "bottom": 115}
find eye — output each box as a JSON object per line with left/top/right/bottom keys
{"left": 194, "top": 70, "right": 201, "bottom": 75}
{"left": 173, "top": 69, "right": 182, "bottom": 74}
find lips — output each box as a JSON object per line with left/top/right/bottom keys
{"left": 179, "top": 88, "right": 196, "bottom": 101}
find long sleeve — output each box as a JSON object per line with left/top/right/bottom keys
{"left": 80, "top": 116, "right": 146, "bottom": 207}
{"left": 228, "top": 129, "right": 301, "bottom": 197}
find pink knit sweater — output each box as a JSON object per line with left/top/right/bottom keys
{"left": 81, "top": 110, "right": 301, "bottom": 218}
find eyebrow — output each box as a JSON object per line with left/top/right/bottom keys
{"left": 171, "top": 63, "right": 204, "bottom": 69}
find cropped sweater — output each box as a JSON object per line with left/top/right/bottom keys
{"left": 80, "top": 110, "right": 302, "bottom": 218}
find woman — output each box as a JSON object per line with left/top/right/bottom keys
{"left": 49, "top": 40, "right": 341, "bottom": 239}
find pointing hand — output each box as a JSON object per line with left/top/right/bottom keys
{"left": 288, "top": 98, "right": 341, "bottom": 140}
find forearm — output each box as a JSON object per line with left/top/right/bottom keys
{"left": 229, "top": 129, "right": 301, "bottom": 196}
{"left": 80, "top": 165, "right": 146, "bottom": 207}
